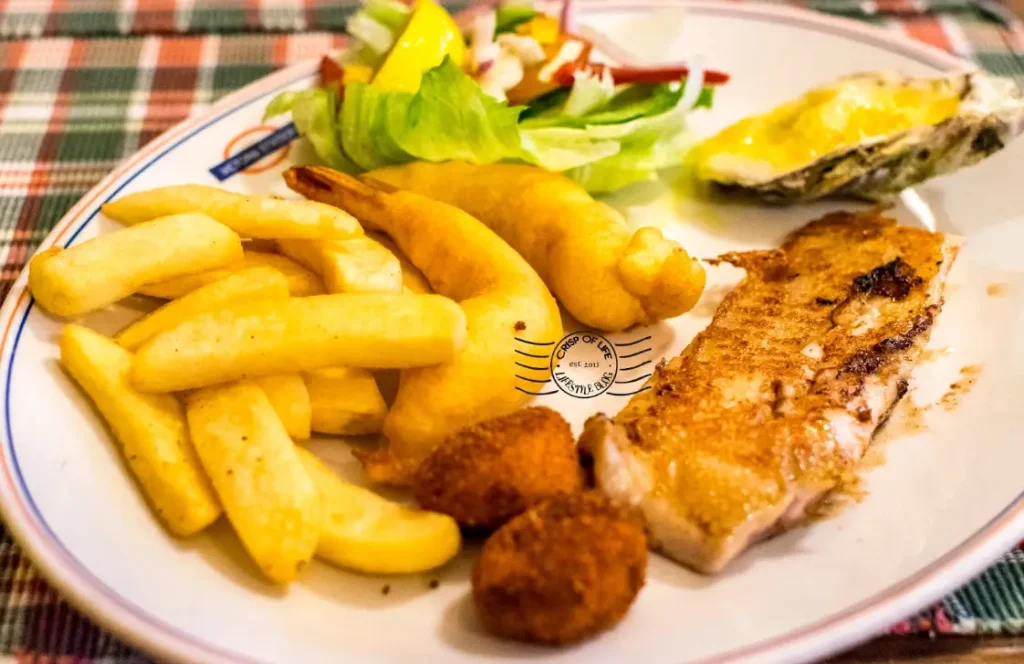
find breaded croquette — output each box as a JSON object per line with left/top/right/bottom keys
{"left": 472, "top": 492, "right": 647, "bottom": 645}
{"left": 413, "top": 407, "right": 582, "bottom": 529}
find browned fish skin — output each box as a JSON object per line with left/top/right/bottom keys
{"left": 580, "top": 212, "right": 960, "bottom": 574}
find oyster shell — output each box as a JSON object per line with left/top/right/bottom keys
{"left": 695, "top": 71, "right": 1024, "bottom": 203}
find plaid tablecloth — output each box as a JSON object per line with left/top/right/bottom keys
{"left": 0, "top": 0, "right": 1022, "bottom": 661}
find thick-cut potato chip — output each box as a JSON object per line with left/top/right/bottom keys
{"left": 253, "top": 373, "right": 311, "bottom": 440}
{"left": 185, "top": 382, "right": 321, "bottom": 583}
{"left": 296, "top": 448, "right": 460, "bottom": 574}
{"left": 304, "top": 367, "right": 387, "bottom": 435}
{"left": 277, "top": 236, "right": 402, "bottom": 294}
{"left": 370, "top": 232, "right": 431, "bottom": 294}
{"left": 131, "top": 293, "right": 467, "bottom": 392}
{"left": 102, "top": 184, "right": 362, "bottom": 240}
{"left": 30, "top": 213, "right": 241, "bottom": 317}
{"left": 59, "top": 325, "right": 220, "bottom": 536}
{"left": 116, "top": 267, "right": 289, "bottom": 351}
{"left": 138, "top": 250, "right": 325, "bottom": 299}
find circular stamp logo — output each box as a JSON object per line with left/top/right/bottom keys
{"left": 549, "top": 332, "right": 619, "bottom": 399}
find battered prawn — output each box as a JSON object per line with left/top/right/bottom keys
{"left": 285, "top": 166, "right": 563, "bottom": 484}
{"left": 366, "top": 161, "right": 706, "bottom": 331}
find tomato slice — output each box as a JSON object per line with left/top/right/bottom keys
{"left": 320, "top": 54, "right": 344, "bottom": 87}
{"left": 319, "top": 56, "right": 374, "bottom": 100}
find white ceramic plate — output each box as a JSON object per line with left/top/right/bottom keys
{"left": 2, "top": 2, "right": 1022, "bottom": 663}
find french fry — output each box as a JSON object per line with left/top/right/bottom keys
{"left": 370, "top": 232, "right": 431, "bottom": 294}
{"left": 253, "top": 374, "right": 311, "bottom": 440}
{"left": 277, "top": 236, "right": 402, "bottom": 294}
{"left": 116, "top": 267, "right": 289, "bottom": 351}
{"left": 59, "top": 325, "right": 220, "bottom": 536}
{"left": 102, "top": 184, "right": 362, "bottom": 240}
{"left": 296, "top": 448, "right": 460, "bottom": 574}
{"left": 131, "top": 293, "right": 467, "bottom": 392}
{"left": 29, "top": 213, "right": 242, "bottom": 318}
{"left": 185, "top": 382, "right": 321, "bottom": 583}
{"left": 304, "top": 368, "right": 387, "bottom": 435}
{"left": 138, "top": 250, "right": 325, "bottom": 299}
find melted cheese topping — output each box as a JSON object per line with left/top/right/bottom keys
{"left": 697, "top": 78, "right": 960, "bottom": 181}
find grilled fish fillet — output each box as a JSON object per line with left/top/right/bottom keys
{"left": 579, "top": 212, "right": 960, "bottom": 574}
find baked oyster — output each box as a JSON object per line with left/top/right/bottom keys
{"left": 694, "top": 71, "right": 1024, "bottom": 203}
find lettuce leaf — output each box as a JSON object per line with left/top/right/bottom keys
{"left": 340, "top": 56, "right": 525, "bottom": 170}
{"left": 264, "top": 57, "right": 713, "bottom": 193}
{"left": 520, "top": 128, "right": 620, "bottom": 171}
{"left": 521, "top": 84, "right": 702, "bottom": 191}
{"left": 521, "top": 83, "right": 713, "bottom": 128}
{"left": 263, "top": 87, "right": 357, "bottom": 172}
{"left": 565, "top": 128, "right": 696, "bottom": 191}
{"left": 519, "top": 88, "right": 570, "bottom": 122}
{"left": 264, "top": 91, "right": 299, "bottom": 120}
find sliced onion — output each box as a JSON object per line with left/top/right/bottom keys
{"left": 576, "top": 24, "right": 644, "bottom": 66}
{"left": 472, "top": 42, "right": 501, "bottom": 73}
{"left": 496, "top": 33, "right": 546, "bottom": 66}
{"left": 559, "top": 0, "right": 576, "bottom": 34}
{"left": 679, "top": 56, "right": 705, "bottom": 109}
{"left": 477, "top": 51, "right": 525, "bottom": 101}
{"left": 469, "top": 10, "right": 498, "bottom": 73}
{"left": 455, "top": 4, "right": 491, "bottom": 35}
{"left": 537, "top": 38, "right": 584, "bottom": 83}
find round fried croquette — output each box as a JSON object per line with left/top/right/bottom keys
{"left": 471, "top": 491, "right": 647, "bottom": 645}
{"left": 413, "top": 407, "right": 583, "bottom": 529}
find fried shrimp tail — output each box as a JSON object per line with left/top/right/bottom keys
{"left": 285, "top": 166, "right": 562, "bottom": 484}
{"left": 364, "top": 162, "right": 706, "bottom": 331}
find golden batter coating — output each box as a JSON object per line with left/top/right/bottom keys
{"left": 285, "top": 166, "right": 562, "bottom": 484}
{"left": 365, "top": 161, "right": 706, "bottom": 331}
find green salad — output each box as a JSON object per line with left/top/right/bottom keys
{"left": 265, "top": 0, "right": 728, "bottom": 192}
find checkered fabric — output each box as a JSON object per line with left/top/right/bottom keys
{"left": 0, "top": 0, "right": 1021, "bottom": 661}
